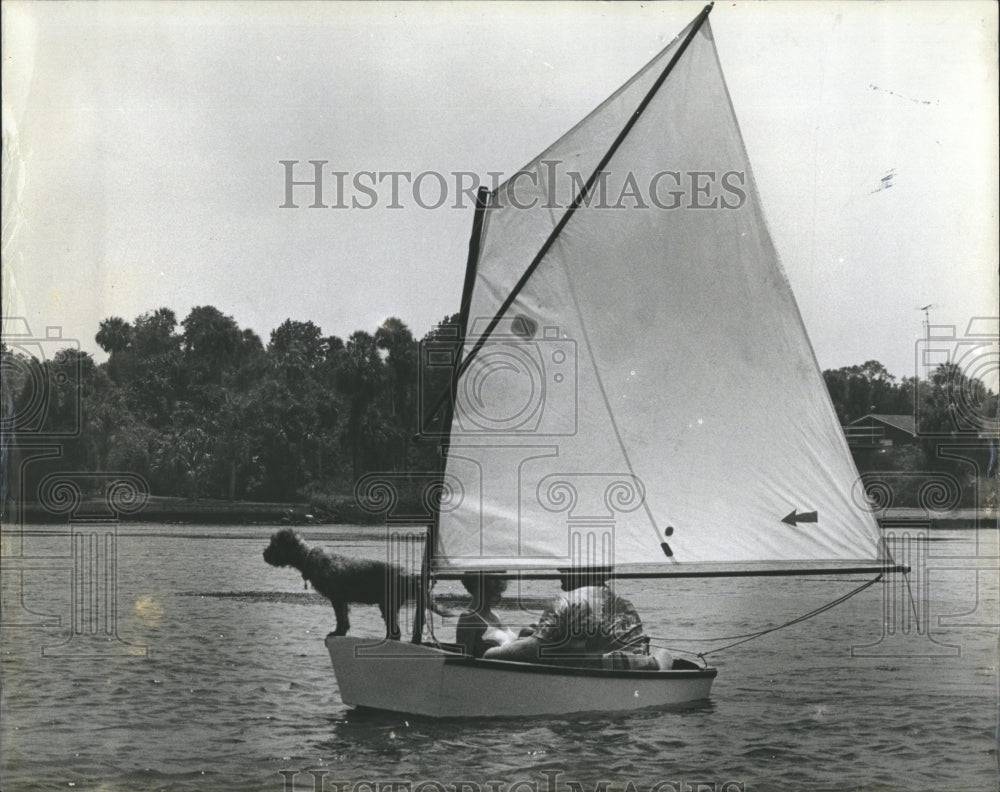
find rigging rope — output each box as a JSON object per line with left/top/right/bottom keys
{"left": 644, "top": 574, "right": 884, "bottom": 660}
{"left": 903, "top": 567, "right": 920, "bottom": 626}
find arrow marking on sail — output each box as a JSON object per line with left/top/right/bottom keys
{"left": 781, "top": 510, "right": 818, "bottom": 526}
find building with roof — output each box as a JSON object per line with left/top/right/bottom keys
{"left": 843, "top": 414, "right": 918, "bottom": 449}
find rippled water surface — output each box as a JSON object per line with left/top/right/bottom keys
{"left": 2, "top": 525, "right": 997, "bottom": 791}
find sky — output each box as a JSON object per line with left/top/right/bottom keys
{"left": 2, "top": 0, "right": 998, "bottom": 384}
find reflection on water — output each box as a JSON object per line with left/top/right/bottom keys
{"left": 1, "top": 524, "right": 996, "bottom": 791}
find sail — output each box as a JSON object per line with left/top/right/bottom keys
{"left": 433, "top": 15, "right": 885, "bottom": 572}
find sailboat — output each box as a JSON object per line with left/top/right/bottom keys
{"left": 325, "top": 3, "right": 905, "bottom": 718}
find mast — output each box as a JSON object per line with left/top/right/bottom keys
{"left": 411, "top": 186, "right": 490, "bottom": 643}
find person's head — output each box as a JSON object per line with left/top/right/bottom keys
{"left": 558, "top": 567, "right": 611, "bottom": 591}
{"left": 460, "top": 572, "right": 508, "bottom": 609}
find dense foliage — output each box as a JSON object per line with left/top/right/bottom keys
{"left": 2, "top": 307, "right": 458, "bottom": 508}
{"left": 823, "top": 359, "right": 998, "bottom": 508}
{"left": 2, "top": 309, "right": 996, "bottom": 510}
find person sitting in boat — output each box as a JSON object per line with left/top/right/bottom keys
{"left": 455, "top": 572, "right": 518, "bottom": 658}
{"left": 483, "top": 571, "right": 665, "bottom": 669}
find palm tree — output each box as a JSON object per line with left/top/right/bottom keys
{"left": 95, "top": 317, "right": 132, "bottom": 355}
{"left": 375, "top": 317, "right": 417, "bottom": 470}
{"left": 181, "top": 305, "right": 242, "bottom": 387}
{"left": 96, "top": 317, "right": 132, "bottom": 382}
{"left": 339, "top": 331, "right": 388, "bottom": 480}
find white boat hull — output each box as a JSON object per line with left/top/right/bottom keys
{"left": 325, "top": 635, "right": 716, "bottom": 718}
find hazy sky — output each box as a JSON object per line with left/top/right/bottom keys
{"left": 3, "top": 1, "right": 997, "bottom": 383}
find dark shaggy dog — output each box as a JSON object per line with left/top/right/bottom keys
{"left": 263, "top": 528, "right": 451, "bottom": 639}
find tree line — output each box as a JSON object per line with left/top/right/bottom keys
{"left": 3, "top": 307, "right": 459, "bottom": 510}
{"left": 822, "top": 358, "right": 997, "bottom": 508}
{"left": 2, "top": 306, "right": 996, "bottom": 511}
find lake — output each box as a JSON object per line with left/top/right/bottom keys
{"left": 1, "top": 524, "right": 996, "bottom": 791}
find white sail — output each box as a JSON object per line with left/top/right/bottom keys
{"left": 434, "top": 18, "right": 885, "bottom": 572}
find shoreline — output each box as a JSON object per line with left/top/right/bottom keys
{"left": 4, "top": 497, "right": 996, "bottom": 529}
{"left": 7, "top": 495, "right": 356, "bottom": 526}
{"left": 876, "top": 507, "right": 997, "bottom": 531}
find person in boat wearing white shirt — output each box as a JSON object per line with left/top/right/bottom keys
{"left": 482, "top": 572, "right": 667, "bottom": 669}
{"left": 455, "top": 572, "right": 518, "bottom": 658}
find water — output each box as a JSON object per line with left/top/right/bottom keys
{"left": 1, "top": 525, "right": 996, "bottom": 792}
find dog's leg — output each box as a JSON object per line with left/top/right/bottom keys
{"left": 378, "top": 602, "right": 402, "bottom": 641}
{"left": 388, "top": 606, "right": 401, "bottom": 641}
{"left": 332, "top": 600, "right": 350, "bottom": 636}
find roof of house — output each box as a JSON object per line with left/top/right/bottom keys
{"left": 847, "top": 413, "right": 917, "bottom": 436}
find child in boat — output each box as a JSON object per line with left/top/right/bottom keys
{"left": 535, "top": 583, "right": 645, "bottom": 656}
{"left": 483, "top": 573, "right": 667, "bottom": 669}
{"left": 455, "top": 572, "right": 518, "bottom": 658}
